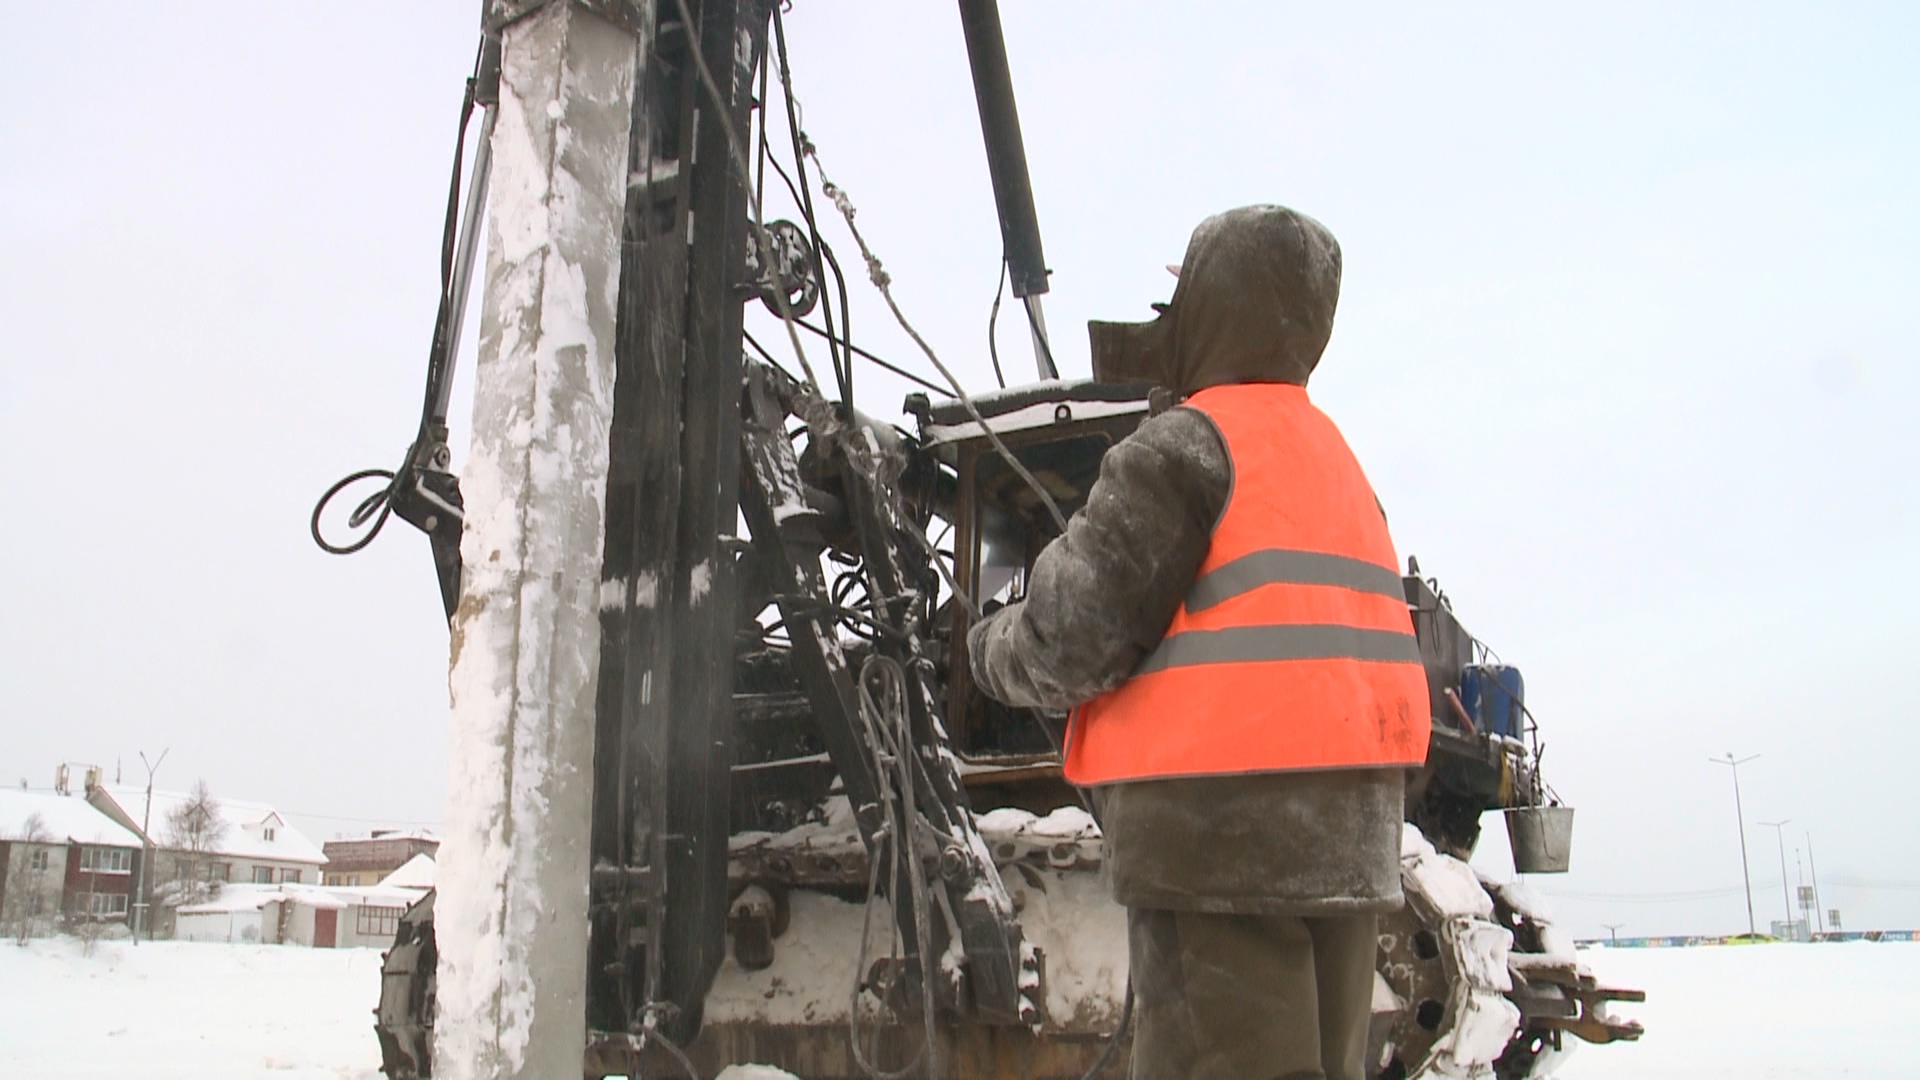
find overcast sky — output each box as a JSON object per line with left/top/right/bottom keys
{"left": 2, "top": 2, "right": 1915, "bottom": 938}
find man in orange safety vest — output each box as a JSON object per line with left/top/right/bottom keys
{"left": 969, "top": 205, "right": 1429, "bottom": 1080}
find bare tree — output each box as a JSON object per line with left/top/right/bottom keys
{"left": 164, "top": 780, "right": 228, "bottom": 906}
{"left": 4, "top": 813, "right": 56, "bottom": 944}
{"left": 69, "top": 903, "right": 108, "bottom": 956}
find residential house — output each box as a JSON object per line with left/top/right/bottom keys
{"left": 286, "top": 854, "right": 433, "bottom": 947}
{"left": 278, "top": 882, "right": 424, "bottom": 948}
{"left": 177, "top": 858, "right": 432, "bottom": 947}
{"left": 86, "top": 782, "right": 326, "bottom": 933}
{"left": 321, "top": 829, "right": 438, "bottom": 886}
{"left": 0, "top": 787, "right": 145, "bottom": 930}
{"left": 172, "top": 883, "right": 283, "bottom": 944}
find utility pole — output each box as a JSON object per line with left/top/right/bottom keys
{"left": 1759, "top": 819, "right": 1792, "bottom": 938}
{"left": 1602, "top": 923, "right": 1625, "bottom": 946}
{"left": 1806, "top": 832, "right": 1826, "bottom": 936}
{"left": 433, "top": 3, "right": 640, "bottom": 1080}
{"left": 1709, "top": 752, "right": 1760, "bottom": 937}
{"left": 132, "top": 748, "right": 168, "bottom": 946}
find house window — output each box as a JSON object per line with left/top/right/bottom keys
{"left": 28, "top": 848, "right": 48, "bottom": 872}
{"left": 279, "top": 868, "right": 301, "bottom": 884}
{"left": 253, "top": 867, "right": 273, "bottom": 884}
{"left": 79, "top": 848, "right": 132, "bottom": 874}
{"left": 205, "top": 862, "right": 231, "bottom": 883}
{"left": 85, "top": 893, "right": 129, "bottom": 918}
{"left": 356, "top": 906, "right": 402, "bottom": 939}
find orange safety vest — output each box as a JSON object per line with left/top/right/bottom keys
{"left": 1063, "top": 383, "right": 1430, "bottom": 785}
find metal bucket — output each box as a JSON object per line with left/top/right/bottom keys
{"left": 1505, "top": 806, "right": 1574, "bottom": 874}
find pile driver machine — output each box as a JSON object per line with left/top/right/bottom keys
{"left": 313, "top": 1, "right": 1642, "bottom": 1076}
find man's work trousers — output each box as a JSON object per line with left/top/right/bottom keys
{"left": 1127, "top": 908, "right": 1378, "bottom": 1080}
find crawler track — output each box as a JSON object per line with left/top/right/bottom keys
{"left": 1371, "top": 828, "right": 1641, "bottom": 1079}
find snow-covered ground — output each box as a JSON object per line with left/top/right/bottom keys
{"left": 0, "top": 937, "right": 384, "bottom": 1080}
{"left": 2, "top": 935, "right": 1914, "bottom": 1078}
{"left": 1556, "top": 941, "right": 1918, "bottom": 1079}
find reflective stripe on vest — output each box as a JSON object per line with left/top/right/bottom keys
{"left": 1063, "top": 383, "right": 1431, "bottom": 785}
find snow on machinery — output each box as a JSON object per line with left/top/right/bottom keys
{"left": 312, "top": 1, "right": 1642, "bottom": 1076}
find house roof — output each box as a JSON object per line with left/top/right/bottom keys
{"left": 177, "top": 883, "right": 284, "bottom": 915}
{"left": 368, "top": 828, "right": 439, "bottom": 843}
{"left": 320, "top": 831, "right": 441, "bottom": 869}
{"left": 378, "top": 853, "right": 436, "bottom": 889}
{"left": 302, "top": 884, "right": 426, "bottom": 909}
{"left": 178, "top": 881, "right": 428, "bottom": 916}
{"left": 0, "top": 788, "right": 143, "bottom": 848}
{"left": 322, "top": 829, "right": 439, "bottom": 853}
{"left": 94, "top": 785, "right": 326, "bottom": 866}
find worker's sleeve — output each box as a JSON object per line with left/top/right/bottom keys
{"left": 967, "top": 406, "right": 1230, "bottom": 711}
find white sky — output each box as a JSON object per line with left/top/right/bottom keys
{"left": 2, "top": 2, "right": 1914, "bottom": 939}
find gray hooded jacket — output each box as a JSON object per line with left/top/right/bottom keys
{"left": 967, "top": 206, "right": 1406, "bottom": 915}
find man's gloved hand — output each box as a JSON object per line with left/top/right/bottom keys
{"left": 962, "top": 407, "right": 1228, "bottom": 713}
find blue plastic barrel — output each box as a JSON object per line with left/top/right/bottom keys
{"left": 1459, "top": 664, "right": 1525, "bottom": 738}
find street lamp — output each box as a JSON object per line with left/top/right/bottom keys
{"left": 1601, "top": 923, "right": 1625, "bottom": 946}
{"left": 1806, "top": 832, "right": 1826, "bottom": 936}
{"left": 132, "top": 748, "right": 168, "bottom": 946}
{"left": 1758, "top": 819, "right": 1793, "bottom": 939}
{"left": 1709, "top": 752, "right": 1760, "bottom": 938}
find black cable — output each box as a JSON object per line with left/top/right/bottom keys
{"left": 742, "top": 328, "right": 804, "bottom": 387}
{"left": 419, "top": 49, "right": 481, "bottom": 432}
{"left": 774, "top": 147, "right": 855, "bottom": 403}
{"left": 1022, "top": 294, "right": 1060, "bottom": 381}
{"left": 817, "top": 235, "right": 857, "bottom": 404}
{"left": 831, "top": 569, "right": 872, "bottom": 612}
{"left": 310, "top": 469, "right": 398, "bottom": 555}
{"left": 771, "top": 3, "right": 851, "bottom": 405}
{"left": 790, "top": 318, "right": 947, "bottom": 396}
{"left": 759, "top": 148, "right": 867, "bottom": 404}
{"left": 312, "top": 39, "right": 486, "bottom": 556}
{"left": 987, "top": 259, "right": 1009, "bottom": 390}
{"left": 752, "top": 42, "right": 850, "bottom": 403}
{"left": 829, "top": 571, "right": 887, "bottom": 642}
{"left": 763, "top": 148, "right": 809, "bottom": 226}
{"left": 753, "top": 36, "right": 771, "bottom": 232}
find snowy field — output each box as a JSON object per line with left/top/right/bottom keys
{"left": 0, "top": 938, "right": 385, "bottom": 1079}
{"left": 1556, "top": 941, "right": 1918, "bottom": 1079}
{"left": 1, "top": 936, "right": 1914, "bottom": 1078}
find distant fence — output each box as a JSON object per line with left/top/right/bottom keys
{"left": 1576, "top": 930, "right": 1920, "bottom": 948}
